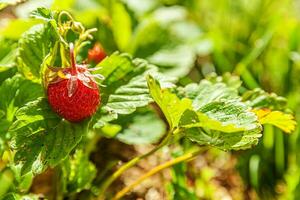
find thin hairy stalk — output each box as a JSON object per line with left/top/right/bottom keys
{"left": 97, "top": 130, "right": 174, "bottom": 199}
{"left": 112, "top": 148, "right": 203, "bottom": 200}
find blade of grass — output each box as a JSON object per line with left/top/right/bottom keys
{"left": 234, "top": 30, "right": 273, "bottom": 89}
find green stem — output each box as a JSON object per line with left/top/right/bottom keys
{"left": 112, "top": 148, "right": 203, "bottom": 200}
{"left": 97, "top": 130, "right": 174, "bottom": 199}
{"left": 74, "top": 28, "right": 97, "bottom": 53}
{"left": 60, "top": 42, "right": 69, "bottom": 67}
{"left": 58, "top": 11, "right": 74, "bottom": 26}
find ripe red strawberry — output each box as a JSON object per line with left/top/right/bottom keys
{"left": 47, "top": 44, "right": 102, "bottom": 122}
{"left": 88, "top": 42, "right": 107, "bottom": 63}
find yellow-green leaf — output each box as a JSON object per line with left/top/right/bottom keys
{"left": 147, "top": 75, "right": 192, "bottom": 129}
{"left": 111, "top": 1, "right": 132, "bottom": 51}
{"left": 253, "top": 109, "right": 296, "bottom": 133}
{"left": 0, "top": 19, "right": 41, "bottom": 40}
{"left": 183, "top": 112, "right": 247, "bottom": 133}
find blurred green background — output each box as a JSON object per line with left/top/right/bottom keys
{"left": 1, "top": 0, "right": 300, "bottom": 199}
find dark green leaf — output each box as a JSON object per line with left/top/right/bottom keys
{"left": 0, "top": 74, "right": 43, "bottom": 121}
{"left": 0, "top": 38, "right": 17, "bottom": 73}
{"left": 17, "top": 23, "right": 58, "bottom": 82}
{"left": 0, "top": 75, "right": 43, "bottom": 144}
{"left": 10, "top": 98, "right": 89, "bottom": 175}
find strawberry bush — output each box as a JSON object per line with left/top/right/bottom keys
{"left": 0, "top": 1, "right": 298, "bottom": 200}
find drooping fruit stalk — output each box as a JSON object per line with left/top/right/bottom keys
{"left": 46, "top": 44, "right": 103, "bottom": 122}
{"left": 70, "top": 43, "right": 78, "bottom": 76}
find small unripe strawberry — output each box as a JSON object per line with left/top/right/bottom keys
{"left": 88, "top": 42, "right": 106, "bottom": 63}
{"left": 47, "top": 44, "right": 103, "bottom": 122}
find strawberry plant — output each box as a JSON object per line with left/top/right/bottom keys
{"left": 0, "top": 2, "right": 297, "bottom": 200}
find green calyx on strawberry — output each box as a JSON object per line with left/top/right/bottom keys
{"left": 47, "top": 43, "right": 104, "bottom": 122}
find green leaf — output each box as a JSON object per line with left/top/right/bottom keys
{"left": 102, "top": 65, "right": 163, "bottom": 115}
{"left": 130, "top": 20, "right": 172, "bottom": 58}
{"left": 152, "top": 6, "right": 187, "bottom": 25}
{"left": 10, "top": 164, "right": 33, "bottom": 192}
{"left": 17, "top": 23, "right": 58, "bottom": 82}
{"left": 242, "top": 88, "right": 287, "bottom": 110}
{"left": 119, "top": 6, "right": 210, "bottom": 79}
{"left": 62, "top": 150, "right": 96, "bottom": 193}
{"left": 205, "top": 72, "right": 242, "bottom": 90}
{"left": 94, "top": 53, "right": 141, "bottom": 98}
{"left": 197, "top": 100, "right": 259, "bottom": 131}
{"left": 0, "top": 38, "right": 17, "bottom": 73}
{"left": 148, "top": 45, "right": 196, "bottom": 78}
{"left": 170, "top": 21, "right": 202, "bottom": 42}
{"left": 148, "top": 75, "right": 262, "bottom": 150}
{"left": 124, "top": 0, "right": 157, "bottom": 17}
{"left": 0, "top": 75, "right": 43, "bottom": 144}
{"left": 129, "top": 8, "right": 210, "bottom": 77}
{"left": 0, "top": 69, "right": 17, "bottom": 86}
{"left": 180, "top": 109, "right": 262, "bottom": 150}
{"left": 111, "top": 1, "right": 132, "bottom": 51}
{"left": 147, "top": 75, "right": 192, "bottom": 130}
{"left": 0, "top": 74, "right": 43, "bottom": 122}
{"left": 179, "top": 79, "right": 239, "bottom": 110}
{"left": 92, "top": 53, "right": 175, "bottom": 128}
{"left": 0, "top": 19, "right": 42, "bottom": 40}
{"left": 180, "top": 100, "right": 260, "bottom": 132}
{"left": 179, "top": 79, "right": 262, "bottom": 150}
{"left": 30, "top": 7, "right": 56, "bottom": 21}
{"left": 0, "top": 38, "right": 17, "bottom": 84}
{"left": 10, "top": 98, "right": 89, "bottom": 175}
{"left": 116, "top": 110, "right": 166, "bottom": 144}
{"left": 0, "top": 120, "right": 11, "bottom": 141}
